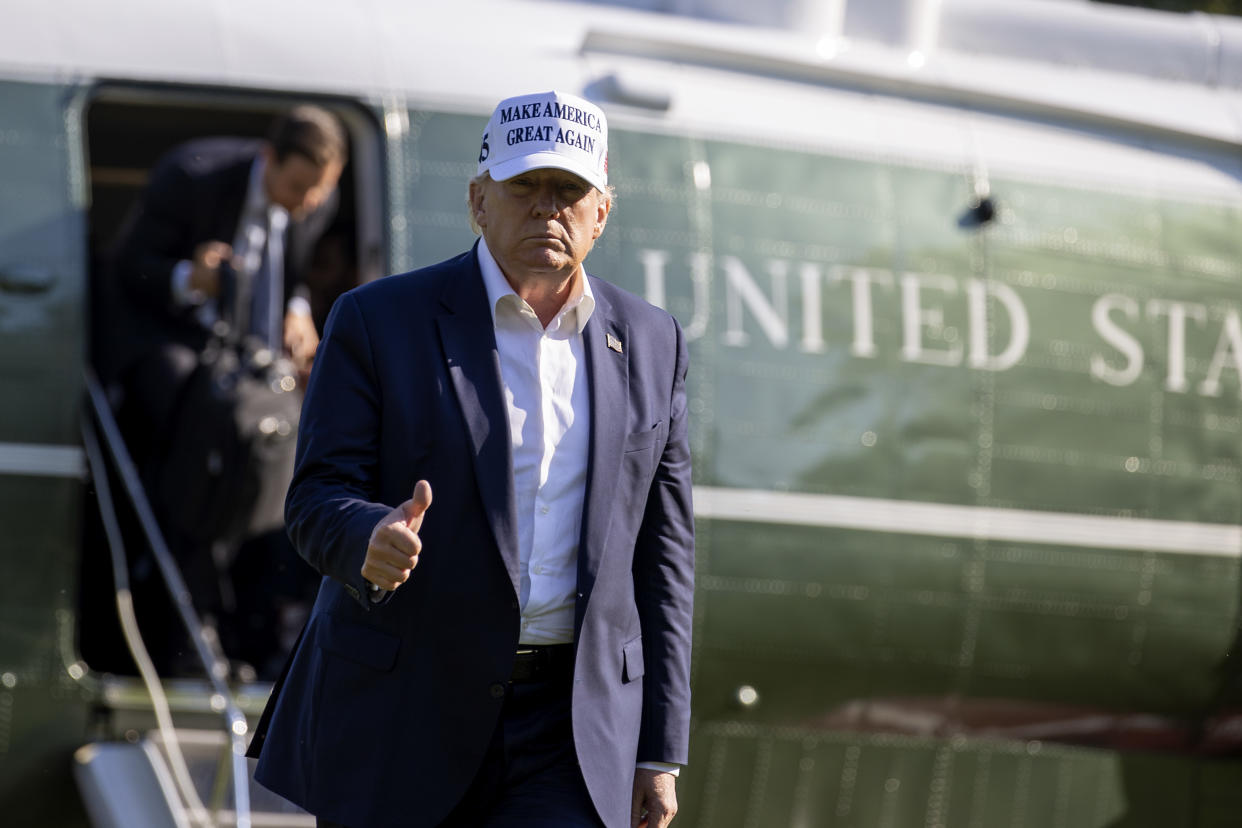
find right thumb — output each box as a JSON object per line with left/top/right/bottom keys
{"left": 405, "top": 479, "right": 433, "bottom": 525}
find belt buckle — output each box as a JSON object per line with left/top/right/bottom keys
{"left": 511, "top": 647, "right": 541, "bottom": 683}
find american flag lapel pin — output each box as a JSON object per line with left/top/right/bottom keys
{"left": 606, "top": 332, "right": 623, "bottom": 354}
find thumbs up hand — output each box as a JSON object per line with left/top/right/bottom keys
{"left": 363, "top": 480, "right": 434, "bottom": 592}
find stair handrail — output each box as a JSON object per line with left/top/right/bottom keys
{"left": 82, "top": 368, "right": 252, "bottom": 828}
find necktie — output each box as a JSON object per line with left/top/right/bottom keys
{"left": 251, "top": 206, "right": 287, "bottom": 353}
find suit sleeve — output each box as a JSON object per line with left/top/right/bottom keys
{"left": 284, "top": 291, "right": 391, "bottom": 607}
{"left": 633, "top": 314, "right": 695, "bottom": 765}
{"left": 113, "top": 159, "right": 199, "bottom": 313}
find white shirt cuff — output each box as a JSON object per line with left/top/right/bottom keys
{"left": 637, "top": 762, "right": 680, "bottom": 777}
{"left": 286, "top": 295, "right": 312, "bottom": 318}
{"left": 170, "top": 259, "right": 204, "bottom": 307}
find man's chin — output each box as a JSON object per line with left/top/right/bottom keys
{"left": 517, "top": 251, "right": 574, "bottom": 274}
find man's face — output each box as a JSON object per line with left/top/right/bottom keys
{"left": 470, "top": 168, "right": 610, "bottom": 282}
{"left": 263, "top": 149, "right": 343, "bottom": 218}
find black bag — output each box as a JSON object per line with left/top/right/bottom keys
{"left": 154, "top": 261, "right": 301, "bottom": 547}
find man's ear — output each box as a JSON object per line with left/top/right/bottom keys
{"left": 593, "top": 194, "right": 611, "bottom": 238}
{"left": 469, "top": 179, "right": 487, "bottom": 228}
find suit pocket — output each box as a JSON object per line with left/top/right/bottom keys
{"left": 622, "top": 635, "right": 645, "bottom": 683}
{"left": 319, "top": 617, "right": 401, "bottom": 672}
{"left": 624, "top": 421, "right": 666, "bottom": 454}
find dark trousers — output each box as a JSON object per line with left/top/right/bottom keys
{"left": 318, "top": 662, "right": 604, "bottom": 828}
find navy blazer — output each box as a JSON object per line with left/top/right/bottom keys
{"left": 250, "top": 245, "right": 695, "bottom": 828}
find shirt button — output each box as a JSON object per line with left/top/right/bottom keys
{"left": 490, "top": 683, "right": 506, "bottom": 699}
{"left": 539, "top": 505, "right": 550, "bottom": 515}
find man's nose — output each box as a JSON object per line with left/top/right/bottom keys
{"left": 532, "top": 185, "right": 561, "bottom": 216}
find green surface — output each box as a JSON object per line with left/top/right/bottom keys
{"left": 0, "top": 82, "right": 86, "bottom": 445}
{"left": 395, "top": 109, "right": 1242, "bottom": 825}
{"left": 399, "top": 111, "right": 1242, "bottom": 706}
{"left": 0, "top": 79, "right": 90, "bottom": 827}
{"left": 680, "top": 724, "right": 1242, "bottom": 828}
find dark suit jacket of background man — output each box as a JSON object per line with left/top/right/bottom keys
{"left": 105, "top": 136, "right": 338, "bottom": 381}
{"left": 248, "top": 243, "right": 696, "bottom": 828}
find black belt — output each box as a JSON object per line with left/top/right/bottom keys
{"left": 510, "top": 644, "right": 574, "bottom": 683}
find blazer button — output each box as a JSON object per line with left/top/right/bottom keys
{"left": 489, "top": 683, "right": 506, "bottom": 699}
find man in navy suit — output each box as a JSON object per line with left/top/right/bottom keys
{"left": 249, "top": 90, "right": 695, "bottom": 828}
{"left": 107, "top": 105, "right": 347, "bottom": 674}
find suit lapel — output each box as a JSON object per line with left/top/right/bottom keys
{"left": 577, "top": 281, "right": 629, "bottom": 628}
{"left": 435, "top": 247, "right": 521, "bottom": 597}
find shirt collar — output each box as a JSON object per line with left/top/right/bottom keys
{"left": 476, "top": 236, "right": 595, "bottom": 333}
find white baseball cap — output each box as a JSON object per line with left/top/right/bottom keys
{"left": 477, "top": 90, "right": 609, "bottom": 192}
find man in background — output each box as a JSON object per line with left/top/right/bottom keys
{"left": 108, "top": 104, "right": 347, "bottom": 677}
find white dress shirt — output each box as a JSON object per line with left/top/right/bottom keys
{"left": 477, "top": 238, "right": 593, "bottom": 646}
{"left": 477, "top": 241, "right": 678, "bottom": 777}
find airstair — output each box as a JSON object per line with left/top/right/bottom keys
{"left": 75, "top": 371, "right": 311, "bottom": 828}
{"left": 75, "top": 723, "right": 313, "bottom": 828}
